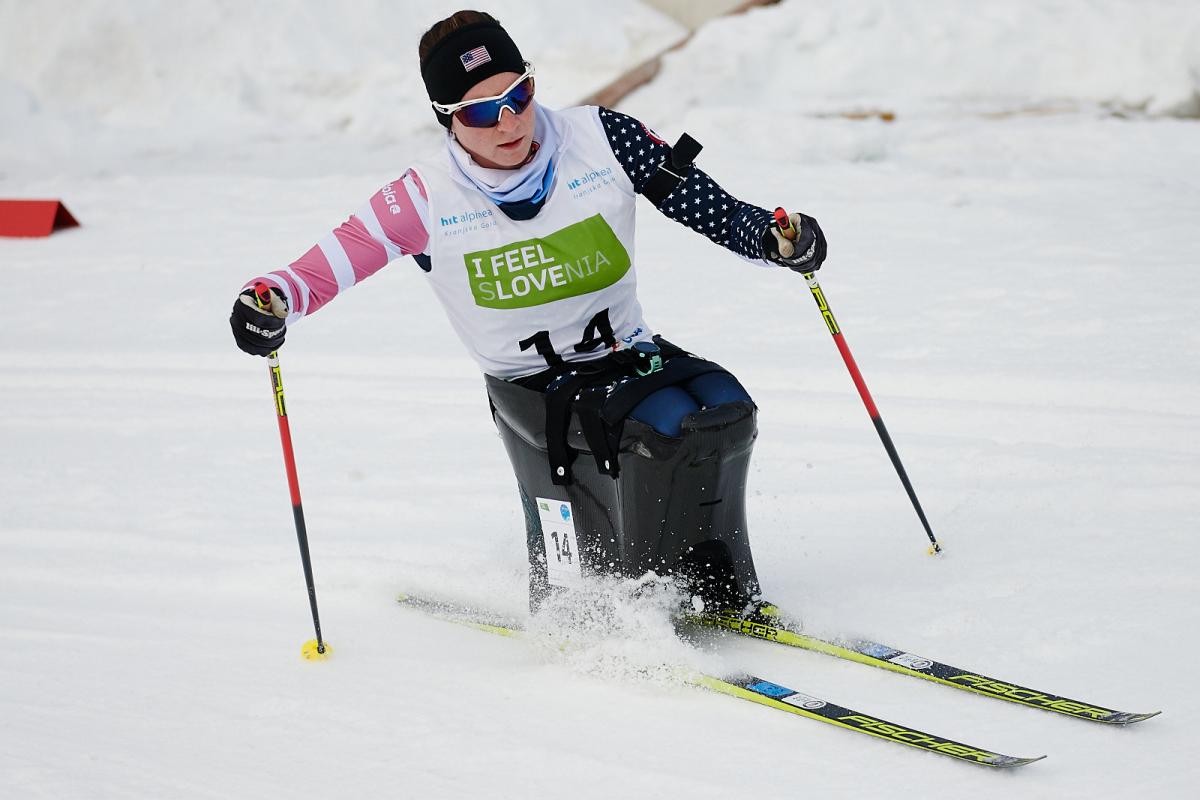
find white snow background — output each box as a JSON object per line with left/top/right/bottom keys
{"left": 2, "top": 0, "right": 1198, "bottom": 797}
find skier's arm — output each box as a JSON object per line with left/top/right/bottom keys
{"left": 252, "top": 172, "right": 430, "bottom": 324}
{"left": 231, "top": 172, "right": 431, "bottom": 355}
{"left": 596, "top": 107, "right": 824, "bottom": 270}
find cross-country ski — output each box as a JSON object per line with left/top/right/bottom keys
{"left": 397, "top": 593, "right": 1046, "bottom": 768}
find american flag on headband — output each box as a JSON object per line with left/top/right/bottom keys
{"left": 460, "top": 46, "right": 492, "bottom": 71}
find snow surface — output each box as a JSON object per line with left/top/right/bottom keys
{"left": 0, "top": 0, "right": 684, "bottom": 180}
{"left": 2, "top": 1, "right": 1199, "bottom": 797}
{"left": 625, "top": 0, "right": 1200, "bottom": 120}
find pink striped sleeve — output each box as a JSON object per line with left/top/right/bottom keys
{"left": 333, "top": 216, "right": 388, "bottom": 283}
{"left": 369, "top": 171, "right": 429, "bottom": 255}
{"left": 242, "top": 170, "right": 430, "bottom": 322}
{"left": 282, "top": 244, "right": 340, "bottom": 315}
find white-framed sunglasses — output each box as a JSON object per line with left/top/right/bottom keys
{"left": 432, "top": 63, "right": 537, "bottom": 128}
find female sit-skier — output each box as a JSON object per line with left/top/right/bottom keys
{"left": 230, "top": 10, "right": 826, "bottom": 616}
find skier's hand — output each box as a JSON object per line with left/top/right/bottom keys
{"left": 229, "top": 283, "right": 288, "bottom": 356}
{"left": 763, "top": 208, "right": 827, "bottom": 273}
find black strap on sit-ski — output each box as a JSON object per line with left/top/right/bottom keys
{"left": 535, "top": 338, "right": 726, "bottom": 485}
{"left": 541, "top": 360, "right": 626, "bottom": 486}
{"left": 641, "top": 133, "right": 703, "bottom": 205}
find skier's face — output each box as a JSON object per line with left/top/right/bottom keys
{"left": 451, "top": 71, "right": 537, "bottom": 170}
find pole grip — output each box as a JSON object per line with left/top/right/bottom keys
{"left": 253, "top": 281, "right": 273, "bottom": 309}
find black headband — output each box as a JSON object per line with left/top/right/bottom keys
{"left": 420, "top": 21, "right": 526, "bottom": 128}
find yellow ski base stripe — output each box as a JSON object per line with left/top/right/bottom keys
{"left": 693, "top": 613, "right": 1160, "bottom": 725}
{"left": 689, "top": 674, "right": 1043, "bottom": 768}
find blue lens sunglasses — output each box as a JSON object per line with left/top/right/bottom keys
{"left": 432, "top": 63, "right": 536, "bottom": 128}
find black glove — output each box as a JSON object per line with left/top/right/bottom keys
{"left": 762, "top": 210, "right": 827, "bottom": 273}
{"left": 229, "top": 286, "right": 288, "bottom": 356}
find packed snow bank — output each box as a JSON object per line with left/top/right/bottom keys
{"left": 0, "top": 0, "right": 683, "bottom": 177}
{"left": 623, "top": 0, "right": 1200, "bottom": 120}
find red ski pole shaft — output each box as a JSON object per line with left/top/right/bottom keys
{"left": 253, "top": 283, "right": 329, "bottom": 655}
{"left": 773, "top": 212, "right": 943, "bottom": 555}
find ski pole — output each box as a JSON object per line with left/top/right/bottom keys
{"left": 253, "top": 282, "right": 332, "bottom": 658}
{"left": 774, "top": 210, "right": 943, "bottom": 555}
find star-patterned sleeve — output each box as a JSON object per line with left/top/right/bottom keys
{"left": 597, "top": 106, "right": 773, "bottom": 265}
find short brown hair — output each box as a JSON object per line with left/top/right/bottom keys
{"left": 419, "top": 10, "right": 500, "bottom": 64}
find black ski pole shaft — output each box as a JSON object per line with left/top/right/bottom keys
{"left": 773, "top": 212, "right": 942, "bottom": 554}
{"left": 254, "top": 283, "right": 331, "bottom": 658}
